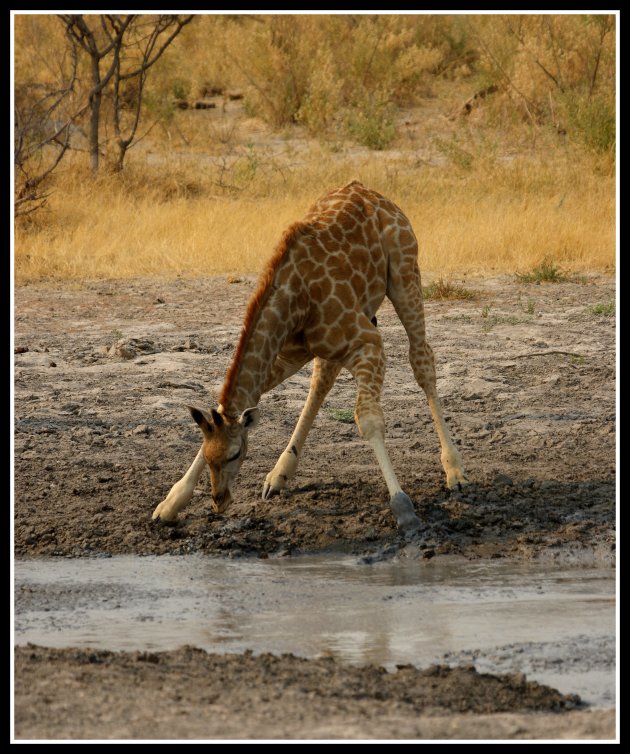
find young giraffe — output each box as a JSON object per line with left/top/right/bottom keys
{"left": 152, "top": 180, "right": 468, "bottom": 533}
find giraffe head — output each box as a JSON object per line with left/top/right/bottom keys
{"left": 188, "top": 405, "right": 260, "bottom": 513}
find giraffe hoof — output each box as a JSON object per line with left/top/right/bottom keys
{"left": 152, "top": 501, "right": 178, "bottom": 522}
{"left": 390, "top": 492, "right": 422, "bottom": 534}
{"left": 446, "top": 472, "right": 470, "bottom": 490}
{"left": 262, "top": 481, "right": 280, "bottom": 501}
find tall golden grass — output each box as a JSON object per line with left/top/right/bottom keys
{"left": 14, "top": 146, "right": 615, "bottom": 283}
{"left": 13, "top": 14, "right": 616, "bottom": 282}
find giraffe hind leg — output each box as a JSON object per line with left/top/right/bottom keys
{"left": 387, "top": 262, "right": 469, "bottom": 490}
{"left": 344, "top": 328, "right": 422, "bottom": 534}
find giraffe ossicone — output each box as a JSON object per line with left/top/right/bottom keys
{"left": 152, "top": 181, "right": 468, "bottom": 533}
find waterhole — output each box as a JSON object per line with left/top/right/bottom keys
{"left": 14, "top": 555, "right": 615, "bottom": 708}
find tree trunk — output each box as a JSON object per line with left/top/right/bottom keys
{"left": 88, "top": 56, "right": 101, "bottom": 174}
{"left": 113, "top": 144, "right": 126, "bottom": 172}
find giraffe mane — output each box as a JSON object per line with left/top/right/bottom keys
{"left": 220, "top": 220, "right": 309, "bottom": 410}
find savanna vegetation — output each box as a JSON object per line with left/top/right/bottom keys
{"left": 13, "top": 13, "right": 616, "bottom": 282}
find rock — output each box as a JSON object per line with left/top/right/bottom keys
{"left": 108, "top": 341, "right": 136, "bottom": 360}
{"left": 494, "top": 473, "right": 514, "bottom": 486}
{"left": 461, "top": 378, "right": 499, "bottom": 401}
{"left": 108, "top": 338, "right": 156, "bottom": 360}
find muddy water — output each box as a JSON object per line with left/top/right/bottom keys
{"left": 14, "top": 556, "right": 616, "bottom": 708}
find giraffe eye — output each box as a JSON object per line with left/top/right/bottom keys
{"left": 226, "top": 448, "right": 241, "bottom": 463}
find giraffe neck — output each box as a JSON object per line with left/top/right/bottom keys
{"left": 219, "top": 284, "right": 298, "bottom": 416}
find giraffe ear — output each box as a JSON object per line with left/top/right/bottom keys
{"left": 187, "top": 405, "right": 219, "bottom": 438}
{"left": 238, "top": 407, "right": 260, "bottom": 430}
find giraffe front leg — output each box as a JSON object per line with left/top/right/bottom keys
{"left": 262, "top": 446, "right": 300, "bottom": 500}
{"left": 262, "top": 358, "right": 341, "bottom": 500}
{"left": 152, "top": 447, "right": 206, "bottom": 522}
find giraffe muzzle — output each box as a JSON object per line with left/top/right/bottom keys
{"left": 211, "top": 490, "right": 232, "bottom": 513}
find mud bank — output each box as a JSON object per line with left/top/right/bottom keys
{"left": 13, "top": 275, "right": 617, "bottom": 741}
{"left": 14, "top": 276, "right": 616, "bottom": 562}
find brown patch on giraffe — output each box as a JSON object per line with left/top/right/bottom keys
{"left": 346, "top": 225, "right": 368, "bottom": 246}
{"left": 330, "top": 223, "right": 344, "bottom": 243}
{"left": 348, "top": 246, "right": 369, "bottom": 269}
{"left": 359, "top": 196, "right": 376, "bottom": 217}
{"left": 350, "top": 272, "right": 368, "bottom": 298}
{"left": 272, "top": 287, "right": 289, "bottom": 312}
{"left": 337, "top": 210, "right": 358, "bottom": 230}
{"left": 310, "top": 277, "right": 333, "bottom": 301}
{"left": 376, "top": 207, "right": 396, "bottom": 229}
{"left": 321, "top": 296, "right": 344, "bottom": 323}
{"left": 397, "top": 228, "right": 416, "bottom": 248}
{"left": 338, "top": 311, "right": 361, "bottom": 338}
{"left": 319, "top": 230, "right": 337, "bottom": 247}
{"left": 333, "top": 280, "right": 356, "bottom": 309}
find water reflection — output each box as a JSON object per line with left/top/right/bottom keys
{"left": 14, "top": 554, "right": 615, "bottom": 706}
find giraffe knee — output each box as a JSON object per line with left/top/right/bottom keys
{"left": 410, "top": 347, "right": 436, "bottom": 390}
{"left": 355, "top": 408, "right": 385, "bottom": 441}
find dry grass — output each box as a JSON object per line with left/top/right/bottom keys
{"left": 422, "top": 278, "right": 476, "bottom": 300}
{"left": 14, "top": 144, "right": 615, "bottom": 283}
{"left": 13, "top": 14, "right": 616, "bottom": 284}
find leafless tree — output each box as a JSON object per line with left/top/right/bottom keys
{"left": 14, "top": 43, "right": 87, "bottom": 217}
{"left": 59, "top": 14, "right": 193, "bottom": 173}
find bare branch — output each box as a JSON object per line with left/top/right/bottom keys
{"left": 14, "top": 33, "right": 87, "bottom": 216}
{"left": 111, "top": 15, "right": 193, "bottom": 169}
{"left": 473, "top": 31, "right": 541, "bottom": 124}
{"left": 589, "top": 16, "right": 613, "bottom": 98}
{"left": 119, "top": 15, "right": 194, "bottom": 80}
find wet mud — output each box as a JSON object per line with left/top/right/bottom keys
{"left": 13, "top": 275, "right": 617, "bottom": 740}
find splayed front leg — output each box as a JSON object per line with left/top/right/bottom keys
{"left": 262, "top": 446, "right": 299, "bottom": 500}
{"left": 152, "top": 447, "right": 206, "bottom": 522}
{"left": 262, "top": 357, "right": 341, "bottom": 501}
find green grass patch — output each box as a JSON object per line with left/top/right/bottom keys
{"left": 481, "top": 315, "right": 529, "bottom": 332}
{"left": 328, "top": 408, "right": 355, "bottom": 424}
{"left": 523, "top": 299, "right": 536, "bottom": 315}
{"left": 442, "top": 314, "right": 474, "bottom": 323}
{"left": 568, "top": 353, "right": 587, "bottom": 364}
{"left": 514, "top": 258, "right": 569, "bottom": 284}
{"left": 423, "top": 278, "right": 476, "bottom": 301}
{"left": 586, "top": 300, "right": 615, "bottom": 317}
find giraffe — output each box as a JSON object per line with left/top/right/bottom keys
{"left": 152, "top": 181, "right": 468, "bottom": 533}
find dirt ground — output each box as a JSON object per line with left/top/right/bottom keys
{"left": 14, "top": 645, "right": 613, "bottom": 741}
{"left": 13, "top": 274, "right": 617, "bottom": 740}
